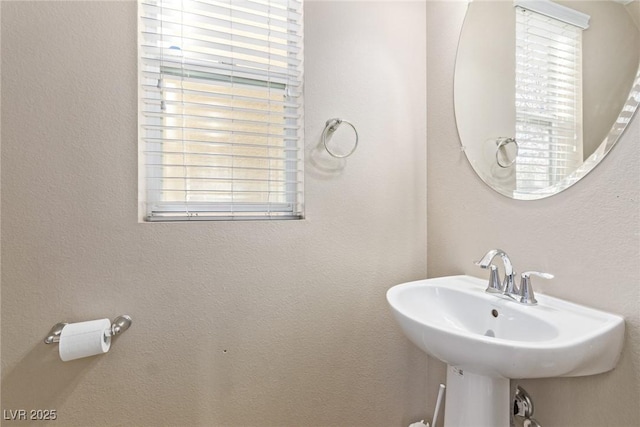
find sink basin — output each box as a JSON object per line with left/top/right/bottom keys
{"left": 387, "top": 275, "right": 625, "bottom": 379}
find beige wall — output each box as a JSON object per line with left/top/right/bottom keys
{"left": 427, "top": 2, "right": 640, "bottom": 426}
{"left": 572, "top": 0, "right": 640, "bottom": 157}
{"left": 1, "top": 2, "right": 428, "bottom": 426}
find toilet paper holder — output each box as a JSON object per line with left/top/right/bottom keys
{"left": 44, "top": 315, "right": 132, "bottom": 344}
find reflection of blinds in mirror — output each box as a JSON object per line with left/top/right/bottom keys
{"left": 515, "top": 6, "right": 583, "bottom": 192}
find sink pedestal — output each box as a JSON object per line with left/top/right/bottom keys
{"left": 443, "top": 365, "right": 510, "bottom": 427}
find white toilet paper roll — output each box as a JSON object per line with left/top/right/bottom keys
{"left": 59, "top": 319, "right": 111, "bottom": 362}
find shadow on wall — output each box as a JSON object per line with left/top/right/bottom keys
{"left": 307, "top": 136, "right": 347, "bottom": 180}
{"left": 1, "top": 342, "right": 99, "bottom": 412}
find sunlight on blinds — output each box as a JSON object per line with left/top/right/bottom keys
{"left": 139, "top": 0, "right": 303, "bottom": 220}
{"left": 156, "top": 76, "right": 289, "bottom": 203}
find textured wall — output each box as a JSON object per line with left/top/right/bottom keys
{"left": 426, "top": 2, "right": 640, "bottom": 426}
{"left": 1, "top": 2, "right": 428, "bottom": 426}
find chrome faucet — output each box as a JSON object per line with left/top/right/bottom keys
{"left": 474, "top": 249, "right": 518, "bottom": 296}
{"left": 475, "top": 249, "right": 554, "bottom": 305}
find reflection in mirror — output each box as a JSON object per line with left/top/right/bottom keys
{"left": 455, "top": 0, "right": 640, "bottom": 200}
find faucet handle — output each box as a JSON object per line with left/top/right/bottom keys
{"left": 519, "top": 271, "right": 554, "bottom": 305}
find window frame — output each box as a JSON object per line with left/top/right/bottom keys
{"left": 138, "top": 0, "right": 304, "bottom": 222}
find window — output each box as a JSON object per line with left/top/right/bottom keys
{"left": 139, "top": 0, "right": 304, "bottom": 221}
{"left": 514, "top": 2, "right": 587, "bottom": 193}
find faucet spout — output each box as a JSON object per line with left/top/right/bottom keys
{"left": 475, "top": 249, "right": 513, "bottom": 277}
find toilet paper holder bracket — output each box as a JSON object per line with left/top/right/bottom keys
{"left": 44, "top": 315, "right": 132, "bottom": 344}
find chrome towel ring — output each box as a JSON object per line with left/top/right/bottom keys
{"left": 496, "top": 137, "right": 519, "bottom": 168}
{"left": 322, "top": 118, "right": 358, "bottom": 158}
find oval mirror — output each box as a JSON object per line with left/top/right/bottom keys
{"left": 455, "top": 0, "right": 640, "bottom": 200}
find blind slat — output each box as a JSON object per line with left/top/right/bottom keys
{"left": 141, "top": 82, "right": 303, "bottom": 108}
{"left": 142, "top": 112, "right": 302, "bottom": 131}
{"left": 145, "top": 151, "right": 301, "bottom": 162}
{"left": 143, "top": 135, "right": 300, "bottom": 147}
{"left": 139, "top": 49, "right": 296, "bottom": 78}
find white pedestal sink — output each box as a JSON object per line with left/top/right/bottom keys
{"left": 386, "top": 275, "right": 625, "bottom": 427}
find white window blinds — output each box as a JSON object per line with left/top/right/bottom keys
{"left": 514, "top": 5, "right": 583, "bottom": 192}
{"left": 139, "top": 0, "right": 304, "bottom": 221}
